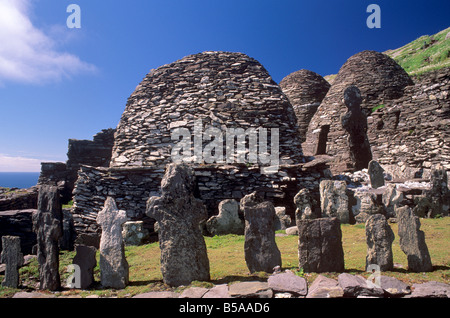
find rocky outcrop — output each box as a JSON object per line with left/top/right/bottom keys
{"left": 0, "top": 186, "right": 39, "bottom": 211}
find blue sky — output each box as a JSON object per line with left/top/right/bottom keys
{"left": 0, "top": 0, "right": 449, "bottom": 171}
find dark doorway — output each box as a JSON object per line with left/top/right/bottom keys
{"left": 315, "top": 125, "right": 330, "bottom": 155}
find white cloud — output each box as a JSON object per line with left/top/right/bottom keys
{"left": 0, "top": 0, "right": 96, "bottom": 84}
{"left": 0, "top": 153, "right": 52, "bottom": 172}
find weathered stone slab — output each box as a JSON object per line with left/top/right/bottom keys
{"left": 228, "top": 281, "right": 273, "bottom": 298}
{"left": 202, "top": 284, "right": 230, "bottom": 298}
{"left": 122, "top": 221, "right": 150, "bottom": 246}
{"left": 97, "top": 197, "right": 129, "bottom": 289}
{"left": 340, "top": 85, "right": 373, "bottom": 171}
{"left": 146, "top": 163, "right": 210, "bottom": 287}
{"left": 382, "top": 184, "right": 403, "bottom": 218}
{"left": 206, "top": 199, "right": 244, "bottom": 235}
{"left": 274, "top": 207, "right": 292, "bottom": 231}
{"left": 365, "top": 214, "right": 394, "bottom": 271}
{"left": 12, "top": 292, "right": 56, "bottom": 298}
{"left": 306, "top": 275, "right": 344, "bottom": 298}
{"left": 132, "top": 291, "right": 180, "bottom": 298}
{"left": 294, "top": 188, "right": 319, "bottom": 220}
{"left": 405, "top": 281, "right": 450, "bottom": 298}
{"left": 338, "top": 273, "right": 384, "bottom": 297}
{"left": 179, "top": 287, "right": 209, "bottom": 298}
{"left": 424, "top": 166, "right": 450, "bottom": 217}
{"left": 396, "top": 206, "right": 433, "bottom": 272}
{"left": 297, "top": 217, "right": 345, "bottom": 273}
{"left": 33, "top": 185, "right": 63, "bottom": 291}
{"left": 379, "top": 275, "right": 411, "bottom": 297}
{"left": 320, "top": 180, "right": 351, "bottom": 223}
{"left": 368, "top": 160, "right": 385, "bottom": 189}
{"left": 1, "top": 236, "right": 23, "bottom": 288}
{"left": 241, "top": 192, "right": 282, "bottom": 273}
{"left": 267, "top": 270, "right": 307, "bottom": 296}
{"left": 72, "top": 244, "right": 97, "bottom": 289}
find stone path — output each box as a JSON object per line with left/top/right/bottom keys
{"left": 10, "top": 270, "right": 450, "bottom": 298}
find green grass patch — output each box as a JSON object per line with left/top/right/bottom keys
{"left": 385, "top": 26, "right": 450, "bottom": 76}
{"left": 0, "top": 218, "right": 448, "bottom": 297}
{"left": 371, "top": 104, "right": 385, "bottom": 113}
{"left": 62, "top": 200, "right": 74, "bottom": 209}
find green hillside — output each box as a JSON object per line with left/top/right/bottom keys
{"left": 384, "top": 26, "right": 450, "bottom": 76}
{"left": 324, "top": 26, "right": 450, "bottom": 82}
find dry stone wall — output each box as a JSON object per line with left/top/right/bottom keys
{"left": 37, "top": 129, "right": 115, "bottom": 203}
{"left": 72, "top": 161, "right": 329, "bottom": 236}
{"left": 303, "top": 50, "right": 449, "bottom": 180}
{"left": 367, "top": 67, "right": 450, "bottom": 178}
{"left": 111, "top": 51, "right": 305, "bottom": 168}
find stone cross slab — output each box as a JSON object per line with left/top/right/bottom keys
{"left": 97, "top": 197, "right": 129, "bottom": 289}
{"left": 1, "top": 236, "right": 24, "bottom": 288}
{"left": 146, "top": 163, "right": 210, "bottom": 287}
{"left": 32, "top": 185, "right": 63, "bottom": 291}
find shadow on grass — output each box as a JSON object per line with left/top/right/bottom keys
{"left": 127, "top": 279, "right": 164, "bottom": 287}
{"left": 211, "top": 275, "right": 267, "bottom": 285}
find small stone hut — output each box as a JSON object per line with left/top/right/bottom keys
{"left": 279, "top": 69, "right": 331, "bottom": 142}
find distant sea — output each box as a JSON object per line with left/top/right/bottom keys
{"left": 0, "top": 172, "right": 40, "bottom": 189}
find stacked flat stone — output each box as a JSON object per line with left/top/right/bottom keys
{"left": 110, "top": 51, "right": 305, "bottom": 168}
{"left": 304, "top": 50, "right": 414, "bottom": 172}
{"left": 279, "top": 69, "right": 330, "bottom": 142}
{"left": 368, "top": 67, "right": 450, "bottom": 179}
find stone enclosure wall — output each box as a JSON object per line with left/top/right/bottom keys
{"left": 367, "top": 67, "right": 450, "bottom": 179}
{"left": 72, "top": 161, "right": 329, "bottom": 235}
{"left": 37, "top": 129, "right": 115, "bottom": 202}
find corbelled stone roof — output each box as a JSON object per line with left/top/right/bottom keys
{"left": 111, "top": 51, "right": 306, "bottom": 168}
{"left": 279, "top": 69, "right": 330, "bottom": 106}
{"left": 279, "top": 69, "right": 331, "bottom": 142}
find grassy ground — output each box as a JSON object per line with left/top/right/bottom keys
{"left": 384, "top": 26, "right": 450, "bottom": 76}
{"left": 0, "top": 217, "right": 448, "bottom": 298}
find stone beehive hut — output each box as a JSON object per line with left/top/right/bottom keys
{"left": 110, "top": 51, "right": 304, "bottom": 168}
{"left": 71, "top": 52, "right": 329, "bottom": 236}
{"left": 279, "top": 69, "right": 331, "bottom": 142}
{"left": 303, "top": 50, "right": 414, "bottom": 172}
